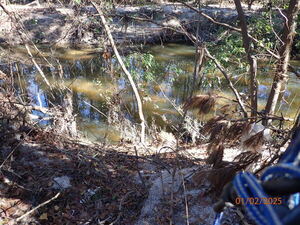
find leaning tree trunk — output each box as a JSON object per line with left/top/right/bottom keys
{"left": 264, "top": 0, "right": 300, "bottom": 124}
{"left": 192, "top": 44, "right": 205, "bottom": 90}
{"left": 191, "top": 0, "right": 206, "bottom": 96}
{"left": 92, "top": 2, "right": 146, "bottom": 144}
{"left": 234, "top": 0, "right": 258, "bottom": 118}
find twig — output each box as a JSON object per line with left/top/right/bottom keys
{"left": 153, "top": 81, "right": 184, "bottom": 117}
{"left": 254, "top": 113, "right": 300, "bottom": 174}
{"left": 276, "top": 6, "right": 289, "bottom": 28}
{"left": 14, "top": 192, "right": 61, "bottom": 222}
{"left": 180, "top": 171, "right": 190, "bottom": 225}
{"left": 174, "top": 144, "right": 190, "bottom": 225}
{"left": 0, "top": 3, "right": 55, "bottom": 72}
{"left": 24, "top": 44, "right": 52, "bottom": 89}
{"left": 134, "top": 146, "right": 146, "bottom": 189}
{"left": 109, "top": 191, "right": 133, "bottom": 225}
{"left": 269, "top": 10, "right": 284, "bottom": 44}
{"left": 169, "top": 167, "right": 177, "bottom": 225}
{"left": 83, "top": 100, "right": 108, "bottom": 119}
{"left": 52, "top": 146, "right": 109, "bottom": 177}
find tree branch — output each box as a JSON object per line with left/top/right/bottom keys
{"left": 204, "top": 48, "right": 248, "bottom": 117}
{"left": 14, "top": 192, "right": 61, "bottom": 222}
{"left": 92, "top": 2, "right": 146, "bottom": 144}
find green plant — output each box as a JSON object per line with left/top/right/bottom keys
{"left": 207, "top": 31, "right": 247, "bottom": 76}
{"left": 248, "top": 12, "right": 280, "bottom": 51}
{"left": 122, "top": 52, "right": 162, "bottom": 82}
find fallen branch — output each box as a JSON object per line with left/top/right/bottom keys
{"left": 14, "top": 192, "right": 61, "bottom": 222}
{"left": 1, "top": 99, "right": 54, "bottom": 117}
{"left": 25, "top": 44, "right": 52, "bottom": 89}
{"left": 92, "top": 2, "right": 146, "bottom": 144}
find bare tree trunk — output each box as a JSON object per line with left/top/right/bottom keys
{"left": 191, "top": 0, "right": 205, "bottom": 95}
{"left": 63, "top": 90, "right": 77, "bottom": 137}
{"left": 193, "top": 45, "right": 205, "bottom": 90}
{"left": 92, "top": 2, "right": 146, "bottom": 144}
{"left": 234, "top": 0, "right": 258, "bottom": 117}
{"left": 264, "top": 0, "right": 300, "bottom": 124}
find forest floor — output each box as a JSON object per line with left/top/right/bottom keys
{"left": 0, "top": 120, "right": 255, "bottom": 225}
{"left": 0, "top": 2, "right": 259, "bottom": 47}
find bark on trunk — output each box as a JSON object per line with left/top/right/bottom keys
{"left": 64, "top": 90, "right": 77, "bottom": 137}
{"left": 234, "top": 0, "right": 258, "bottom": 117}
{"left": 192, "top": 0, "right": 206, "bottom": 95}
{"left": 264, "top": 0, "right": 300, "bottom": 124}
{"left": 193, "top": 45, "right": 205, "bottom": 90}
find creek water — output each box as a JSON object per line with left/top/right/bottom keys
{"left": 1, "top": 43, "right": 299, "bottom": 143}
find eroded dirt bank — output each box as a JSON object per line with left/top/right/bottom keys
{"left": 0, "top": 3, "right": 256, "bottom": 47}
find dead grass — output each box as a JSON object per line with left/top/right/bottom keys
{"left": 243, "top": 130, "right": 265, "bottom": 152}
{"left": 206, "top": 143, "right": 224, "bottom": 168}
{"left": 183, "top": 94, "right": 216, "bottom": 114}
{"left": 227, "top": 121, "right": 251, "bottom": 143}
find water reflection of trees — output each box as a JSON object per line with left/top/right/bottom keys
{"left": 1, "top": 47, "right": 300, "bottom": 141}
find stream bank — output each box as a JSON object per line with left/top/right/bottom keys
{"left": 0, "top": 82, "right": 241, "bottom": 225}
{"left": 0, "top": 3, "right": 256, "bottom": 47}
{"left": 0, "top": 70, "right": 264, "bottom": 224}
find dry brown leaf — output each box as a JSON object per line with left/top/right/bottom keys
{"left": 206, "top": 144, "right": 224, "bottom": 168}
{"left": 243, "top": 130, "right": 265, "bottom": 152}
{"left": 39, "top": 213, "right": 48, "bottom": 220}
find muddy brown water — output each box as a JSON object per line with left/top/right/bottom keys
{"left": 1, "top": 43, "right": 299, "bottom": 143}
